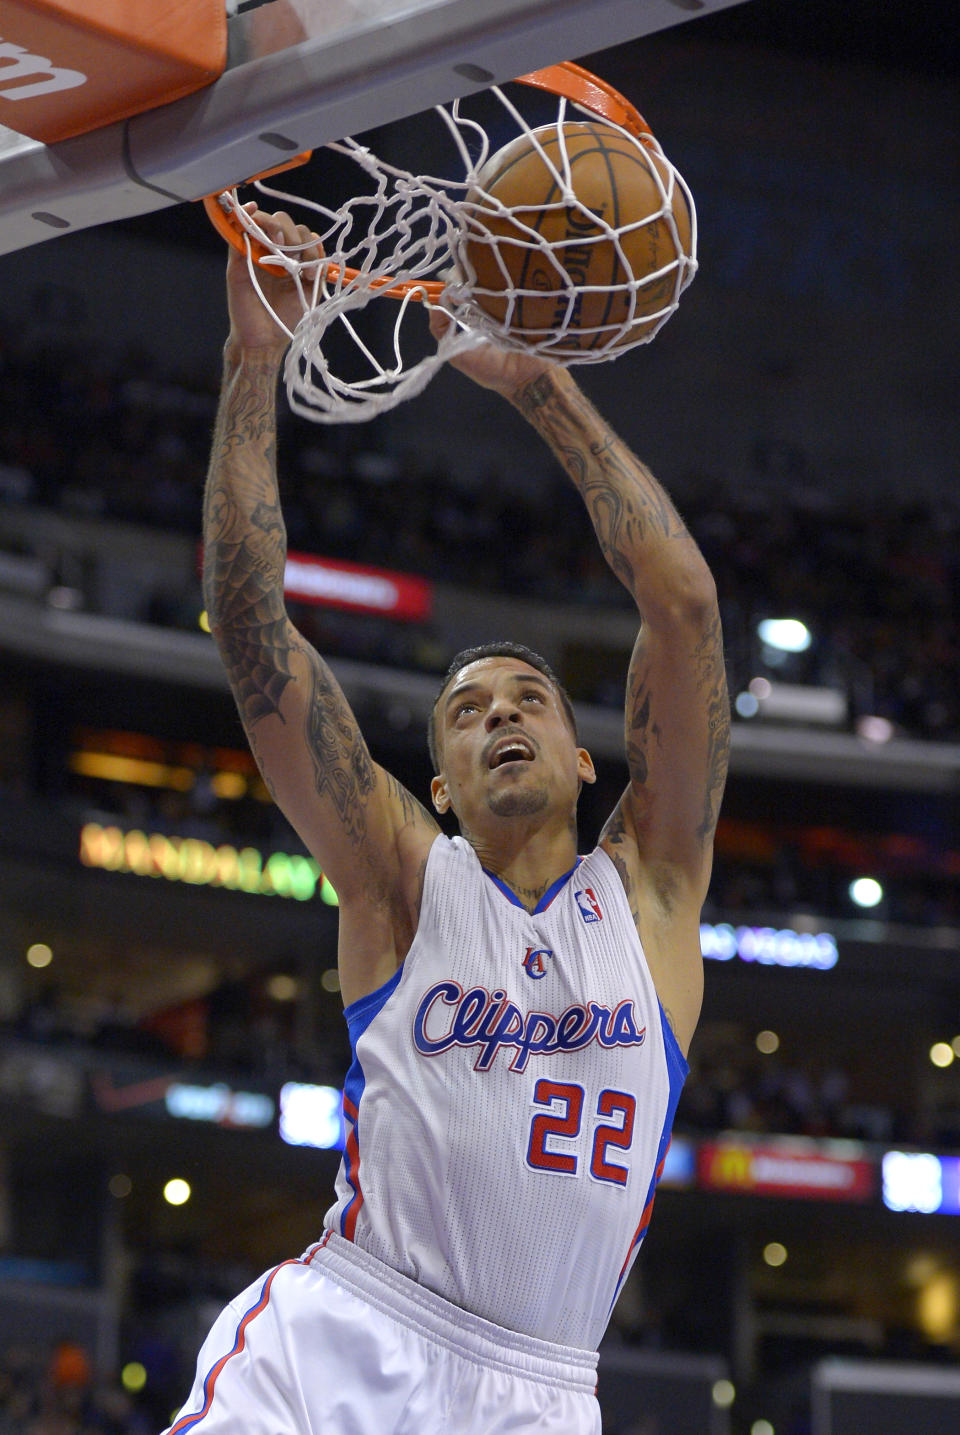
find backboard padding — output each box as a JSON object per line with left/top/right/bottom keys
{"left": 0, "top": 0, "right": 750, "bottom": 256}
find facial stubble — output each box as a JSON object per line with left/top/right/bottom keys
{"left": 486, "top": 785, "right": 550, "bottom": 818}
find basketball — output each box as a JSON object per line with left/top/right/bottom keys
{"left": 460, "top": 121, "right": 694, "bottom": 352}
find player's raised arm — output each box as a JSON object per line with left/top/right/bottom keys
{"left": 520, "top": 366, "right": 728, "bottom": 1048}
{"left": 436, "top": 318, "right": 728, "bottom": 1049}
{"left": 516, "top": 367, "right": 728, "bottom": 858}
{"left": 205, "top": 212, "right": 439, "bottom": 1001}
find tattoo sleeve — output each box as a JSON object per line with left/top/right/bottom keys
{"left": 203, "top": 352, "right": 295, "bottom": 725}
{"left": 384, "top": 773, "right": 439, "bottom": 832}
{"left": 203, "top": 350, "right": 379, "bottom": 851}
{"left": 517, "top": 367, "right": 730, "bottom": 853}
{"left": 514, "top": 368, "right": 692, "bottom": 596}
{"left": 303, "top": 648, "right": 375, "bottom": 848}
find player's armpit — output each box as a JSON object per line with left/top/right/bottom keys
{"left": 380, "top": 772, "right": 443, "bottom": 923}
{"left": 599, "top": 794, "right": 704, "bottom": 1057}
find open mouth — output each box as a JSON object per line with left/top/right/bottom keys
{"left": 488, "top": 737, "right": 535, "bottom": 769}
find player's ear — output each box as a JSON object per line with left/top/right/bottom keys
{"left": 431, "top": 774, "right": 451, "bottom": 813}
{"left": 577, "top": 747, "right": 597, "bottom": 785}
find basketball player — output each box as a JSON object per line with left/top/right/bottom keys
{"left": 167, "top": 211, "right": 729, "bottom": 1434}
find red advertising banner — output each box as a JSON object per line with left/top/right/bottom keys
{"left": 197, "top": 546, "right": 432, "bottom": 621}
{"left": 283, "top": 551, "right": 432, "bottom": 621}
{"left": 698, "top": 1140, "right": 875, "bottom": 1203}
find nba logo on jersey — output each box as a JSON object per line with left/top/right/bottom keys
{"left": 522, "top": 947, "right": 552, "bottom": 980}
{"left": 574, "top": 888, "right": 603, "bottom": 923}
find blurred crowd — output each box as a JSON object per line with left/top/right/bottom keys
{"left": 705, "top": 847, "right": 959, "bottom": 931}
{"left": 679, "top": 1048, "right": 915, "bottom": 1147}
{"left": 0, "top": 1343, "right": 150, "bottom": 1435}
{"left": 1, "top": 332, "right": 958, "bottom": 738}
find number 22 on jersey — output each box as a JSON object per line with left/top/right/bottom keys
{"left": 526, "top": 1078, "right": 637, "bottom": 1186}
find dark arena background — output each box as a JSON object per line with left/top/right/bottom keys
{"left": 0, "top": 3, "right": 958, "bottom": 1433}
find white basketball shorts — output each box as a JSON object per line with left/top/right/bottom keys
{"left": 163, "top": 1231, "right": 601, "bottom": 1435}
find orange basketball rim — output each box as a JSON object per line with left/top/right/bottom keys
{"left": 200, "top": 61, "right": 654, "bottom": 298}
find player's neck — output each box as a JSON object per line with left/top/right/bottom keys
{"left": 464, "top": 815, "right": 579, "bottom": 913}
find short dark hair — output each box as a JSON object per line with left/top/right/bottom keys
{"left": 428, "top": 642, "right": 578, "bottom": 772}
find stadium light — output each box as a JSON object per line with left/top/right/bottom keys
{"left": 757, "top": 618, "right": 812, "bottom": 653}
{"left": 849, "top": 877, "right": 883, "bottom": 908}
{"left": 711, "top": 1381, "right": 735, "bottom": 1409}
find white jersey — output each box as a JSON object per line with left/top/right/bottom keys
{"left": 323, "top": 834, "right": 687, "bottom": 1353}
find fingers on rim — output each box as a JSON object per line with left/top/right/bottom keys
{"left": 237, "top": 203, "right": 321, "bottom": 257}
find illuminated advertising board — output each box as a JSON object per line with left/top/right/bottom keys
{"left": 660, "top": 1137, "right": 696, "bottom": 1188}
{"left": 698, "top": 1139, "right": 875, "bottom": 1202}
{"left": 165, "top": 1082, "right": 274, "bottom": 1129}
{"left": 284, "top": 550, "right": 432, "bottom": 622}
{"left": 80, "top": 823, "right": 339, "bottom": 903}
{"left": 882, "top": 1152, "right": 960, "bottom": 1215}
{"left": 278, "top": 1083, "right": 345, "bottom": 1150}
{"left": 90, "top": 1070, "right": 276, "bottom": 1129}
{"left": 700, "top": 922, "right": 838, "bottom": 970}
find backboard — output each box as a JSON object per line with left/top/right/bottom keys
{"left": 0, "top": 0, "right": 749, "bottom": 256}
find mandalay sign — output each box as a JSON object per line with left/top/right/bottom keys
{"left": 79, "top": 822, "right": 339, "bottom": 904}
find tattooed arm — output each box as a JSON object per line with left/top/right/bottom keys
{"left": 525, "top": 369, "right": 728, "bottom": 1051}
{"left": 435, "top": 317, "right": 728, "bottom": 1052}
{"left": 205, "top": 215, "right": 439, "bottom": 1004}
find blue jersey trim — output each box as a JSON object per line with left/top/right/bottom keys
{"left": 343, "top": 964, "right": 404, "bottom": 1043}
{"left": 339, "top": 968, "right": 403, "bottom": 1241}
{"left": 609, "top": 1001, "right": 688, "bottom": 1311}
{"left": 482, "top": 857, "right": 582, "bottom": 914}
{"left": 639, "top": 1001, "right": 687, "bottom": 1201}
{"left": 659, "top": 998, "right": 690, "bottom": 1089}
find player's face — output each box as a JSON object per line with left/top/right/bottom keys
{"left": 430, "top": 658, "right": 595, "bottom": 825}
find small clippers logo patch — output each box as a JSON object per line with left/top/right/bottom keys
{"left": 522, "top": 947, "right": 552, "bottom": 980}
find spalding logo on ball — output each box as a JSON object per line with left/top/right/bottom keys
{"left": 459, "top": 121, "right": 695, "bottom": 355}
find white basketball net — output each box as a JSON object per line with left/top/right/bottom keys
{"left": 216, "top": 86, "right": 697, "bottom": 423}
